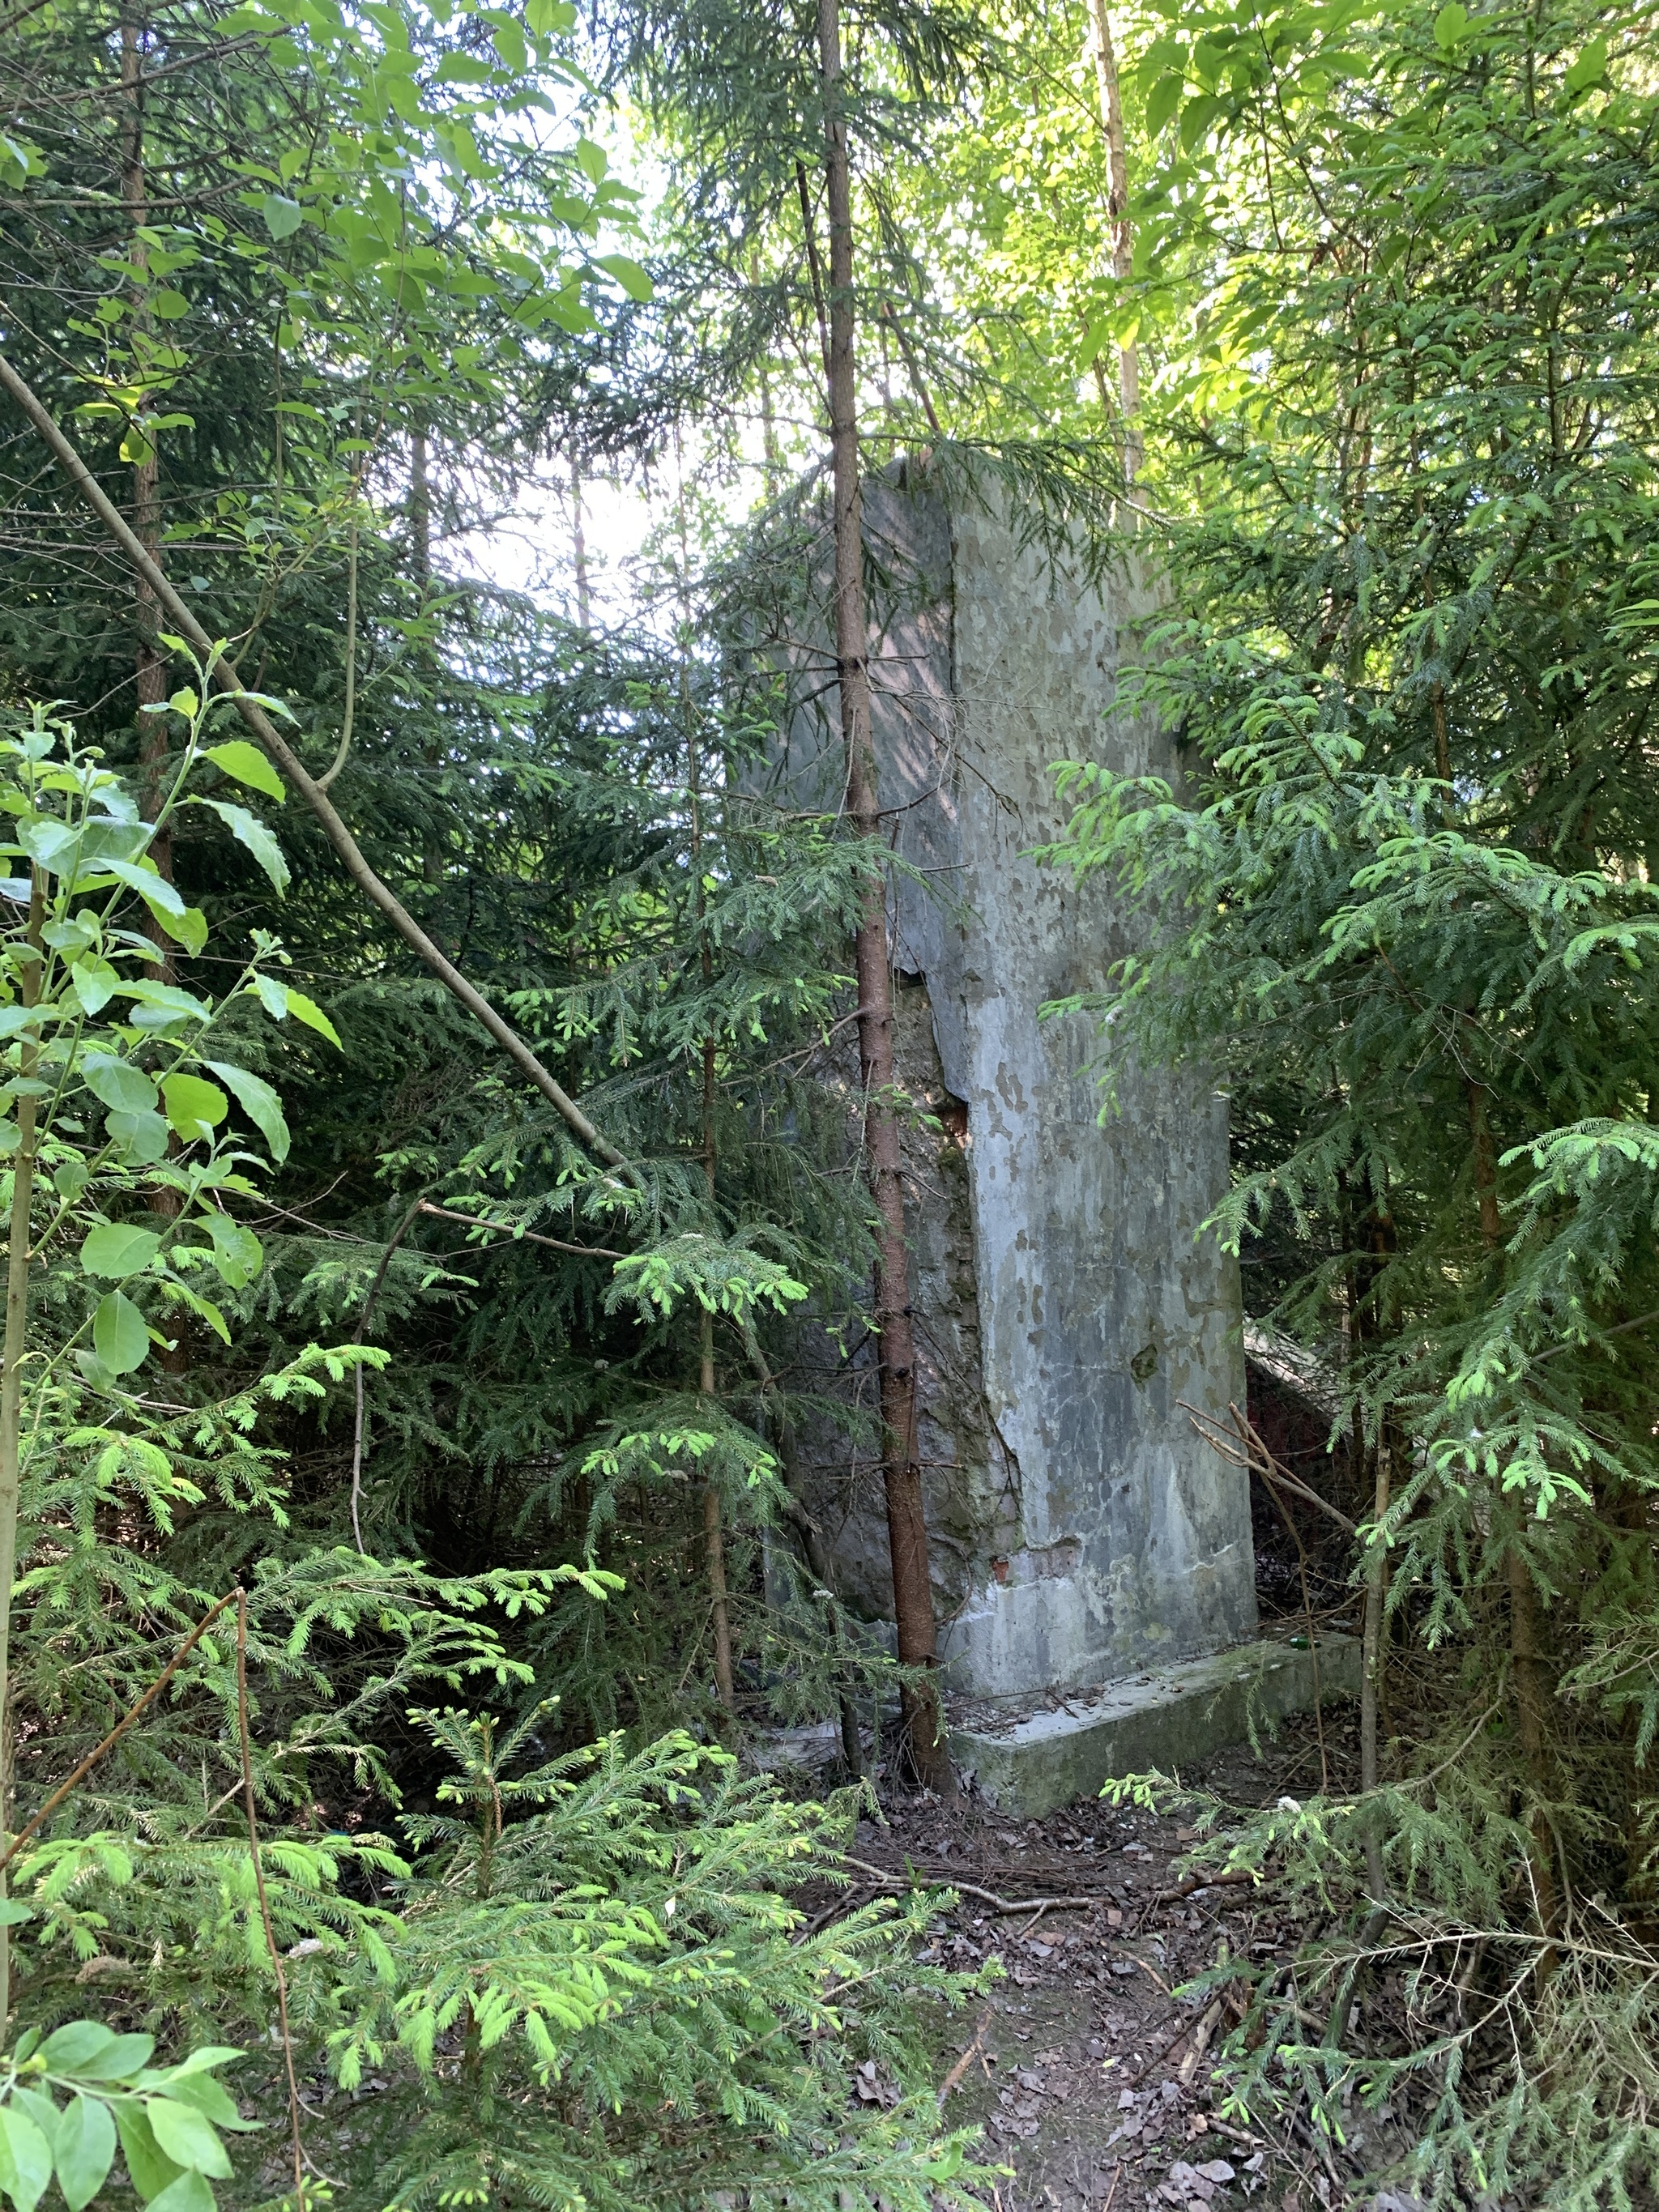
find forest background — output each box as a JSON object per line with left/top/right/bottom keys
{"left": 2, "top": 0, "right": 1658, "bottom": 2206}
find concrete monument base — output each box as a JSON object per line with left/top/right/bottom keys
{"left": 949, "top": 1635, "right": 1362, "bottom": 1817}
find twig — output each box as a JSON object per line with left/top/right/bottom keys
{"left": 416, "top": 1200, "right": 624, "bottom": 1258}
{"left": 237, "top": 1591, "right": 307, "bottom": 2210}
{"left": 1153, "top": 1869, "right": 1258, "bottom": 1907}
{"left": 0, "top": 1590, "right": 238, "bottom": 1877}
{"left": 936, "top": 2002, "right": 992, "bottom": 2108}
{"left": 837, "top": 1852, "right": 1095, "bottom": 1916}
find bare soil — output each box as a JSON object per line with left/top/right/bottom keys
{"left": 844, "top": 1704, "right": 1413, "bottom": 2212}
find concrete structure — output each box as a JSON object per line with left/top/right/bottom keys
{"left": 766, "top": 472, "right": 1262, "bottom": 1774}
{"left": 950, "top": 1634, "right": 1362, "bottom": 1818}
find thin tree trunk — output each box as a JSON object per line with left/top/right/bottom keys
{"left": 814, "top": 0, "right": 949, "bottom": 1793}
{"left": 571, "top": 460, "right": 592, "bottom": 630}
{"left": 1359, "top": 1434, "right": 1390, "bottom": 1903}
{"left": 1467, "top": 1080, "right": 1559, "bottom": 1935}
{"left": 1086, "top": 0, "right": 1141, "bottom": 485}
{"left": 0, "top": 874, "right": 45, "bottom": 2031}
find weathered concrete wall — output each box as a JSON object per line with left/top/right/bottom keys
{"left": 773, "top": 475, "right": 1256, "bottom": 1703}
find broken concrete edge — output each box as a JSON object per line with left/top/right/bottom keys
{"left": 949, "top": 1634, "right": 1363, "bottom": 1818}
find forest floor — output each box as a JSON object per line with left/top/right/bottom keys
{"left": 833, "top": 1701, "right": 1421, "bottom": 2212}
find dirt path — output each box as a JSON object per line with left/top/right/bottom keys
{"left": 843, "top": 1715, "right": 1392, "bottom": 2212}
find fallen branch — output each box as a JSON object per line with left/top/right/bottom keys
{"left": 936, "top": 2003, "right": 992, "bottom": 2108}
{"left": 838, "top": 1852, "right": 1096, "bottom": 1917}
{"left": 0, "top": 350, "right": 637, "bottom": 1182}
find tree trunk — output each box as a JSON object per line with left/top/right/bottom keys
{"left": 1468, "top": 1079, "right": 1559, "bottom": 1937}
{"left": 1085, "top": 0, "right": 1141, "bottom": 485}
{"left": 0, "top": 874, "right": 45, "bottom": 2032}
{"left": 570, "top": 460, "right": 592, "bottom": 631}
{"left": 814, "top": 0, "right": 949, "bottom": 1793}
{"left": 120, "top": 16, "right": 174, "bottom": 928}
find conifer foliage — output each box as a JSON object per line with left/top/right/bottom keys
{"left": 1049, "top": 0, "right": 1659, "bottom": 2197}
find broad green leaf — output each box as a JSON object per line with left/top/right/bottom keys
{"left": 161, "top": 1073, "right": 229, "bottom": 1141}
{"left": 124, "top": 980, "right": 212, "bottom": 1029}
{"left": 1434, "top": 2, "right": 1469, "bottom": 45}
{"left": 203, "top": 742, "right": 284, "bottom": 803}
{"left": 7, "top": 2098, "right": 52, "bottom": 2156}
{"left": 80, "top": 1055, "right": 158, "bottom": 1116}
{"left": 0, "top": 1902, "right": 32, "bottom": 1928}
{"left": 70, "top": 958, "right": 119, "bottom": 1016}
{"left": 70, "top": 2033, "right": 154, "bottom": 2082}
{"left": 105, "top": 1110, "right": 171, "bottom": 1167}
{"left": 79, "top": 1223, "right": 161, "bottom": 1280}
{"left": 261, "top": 193, "right": 302, "bottom": 239}
{"left": 1077, "top": 316, "right": 1112, "bottom": 372}
{"left": 194, "top": 799, "right": 288, "bottom": 895}
{"left": 202, "top": 1213, "right": 262, "bottom": 1287}
{"left": 1564, "top": 35, "right": 1607, "bottom": 92}
{"left": 0, "top": 2107, "right": 52, "bottom": 2212}
{"left": 100, "top": 857, "right": 183, "bottom": 915}
{"left": 158, "top": 2073, "right": 246, "bottom": 2130}
{"left": 38, "top": 2025, "right": 117, "bottom": 2074}
{"left": 1145, "top": 71, "right": 1183, "bottom": 136}
{"left": 114, "top": 2106, "right": 181, "bottom": 2203}
{"left": 53, "top": 2098, "right": 115, "bottom": 2212}
{"left": 282, "top": 988, "right": 341, "bottom": 1047}
{"left": 594, "top": 253, "right": 651, "bottom": 302}
{"left": 146, "top": 2099, "right": 230, "bottom": 2180}
{"left": 143, "top": 2170, "right": 214, "bottom": 2212}
{"left": 93, "top": 1290, "right": 150, "bottom": 1376}
{"left": 150, "top": 289, "right": 190, "bottom": 321}
{"left": 204, "top": 1062, "right": 289, "bottom": 1164}
{"left": 1179, "top": 93, "right": 1221, "bottom": 152}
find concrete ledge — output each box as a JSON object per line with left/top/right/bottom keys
{"left": 949, "top": 1635, "right": 1362, "bottom": 1817}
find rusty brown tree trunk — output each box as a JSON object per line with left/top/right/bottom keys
{"left": 813, "top": 0, "right": 949, "bottom": 1792}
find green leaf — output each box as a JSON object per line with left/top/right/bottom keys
{"left": 1077, "top": 316, "right": 1113, "bottom": 373}
{"left": 160, "top": 1073, "right": 229, "bottom": 1141}
{"left": 146, "top": 2100, "right": 230, "bottom": 2180}
{"left": 93, "top": 1290, "right": 150, "bottom": 1376}
{"left": 158, "top": 2073, "right": 245, "bottom": 2131}
{"left": 79, "top": 1223, "right": 162, "bottom": 1280}
{"left": 261, "top": 193, "right": 303, "bottom": 240}
{"left": 204, "top": 1062, "right": 289, "bottom": 1164}
{"left": 594, "top": 253, "right": 651, "bottom": 301}
{"left": 80, "top": 1055, "right": 159, "bottom": 1117}
{"left": 104, "top": 1110, "right": 170, "bottom": 1167}
{"left": 194, "top": 799, "right": 288, "bottom": 896}
{"left": 7, "top": 2098, "right": 52, "bottom": 2158}
{"left": 202, "top": 1213, "right": 262, "bottom": 1288}
{"left": 203, "top": 742, "right": 284, "bottom": 803}
{"left": 0, "top": 1901, "right": 32, "bottom": 1927}
{"left": 0, "top": 2107, "right": 53, "bottom": 2212}
{"left": 1433, "top": 2, "right": 1469, "bottom": 45}
{"left": 281, "top": 988, "right": 340, "bottom": 1047}
{"left": 69, "top": 958, "right": 119, "bottom": 1016}
{"left": 1145, "top": 70, "right": 1184, "bottom": 135}
{"left": 150, "top": 289, "right": 190, "bottom": 321}
{"left": 53, "top": 2098, "right": 115, "bottom": 2212}
{"left": 114, "top": 2107, "right": 181, "bottom": 2205}
{"left": 70, "top": 2033, "right": 154, "bottom": 2082}
{"left": 143, "top": 2171, "right": 214, "bottom": 2212}
{"left": 1564, "top": 34, "right": 1607, "bottom": 92}
{"left": 1179, "top": 92, "right": 1221, "bottom": 152}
